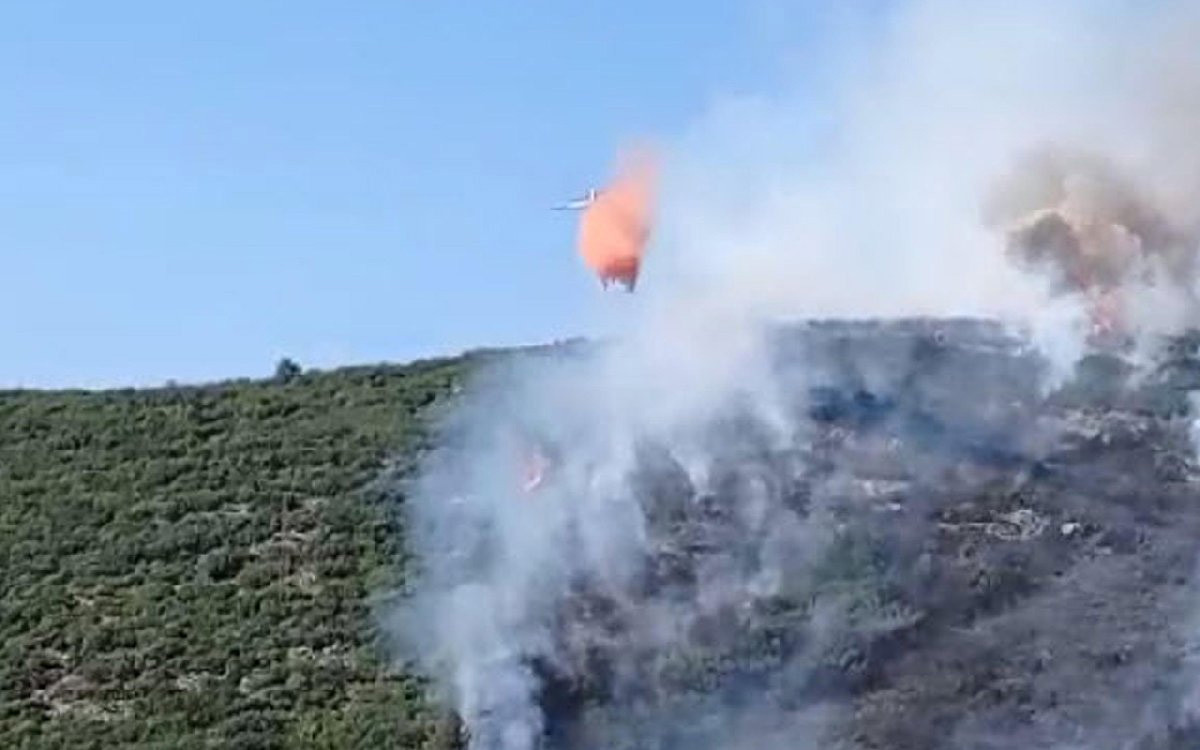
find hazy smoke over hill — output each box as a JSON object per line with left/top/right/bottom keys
{"left": 388, "top": 2, "right": 1200, "bottom": 748}
{"left": 984, "top": 148, "right": 1199, "bottom": 338}
{"left": 653, "top": 0, "right": 1200, "bottom": 366}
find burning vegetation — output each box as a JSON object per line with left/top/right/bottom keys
{"left": 391, "top": 320, "right": 1200, "bottom": 750}
{"left": 984, "top": 148, "right": 1200, "bottom": 343}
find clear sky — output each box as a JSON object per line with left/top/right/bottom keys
{"left": 1, "top": 2, "right": 849, "bottom": 388}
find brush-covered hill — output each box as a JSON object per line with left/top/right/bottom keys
{"left": 6, "top": 324, "right": 1200, "bottom": 750}
{"left": 0, "top": 357, "right": 472, "bottom": 749}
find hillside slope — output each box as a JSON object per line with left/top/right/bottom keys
{"left": 7, "top": 326, "right": 1200, "bottom": 750}
{"left": 396, "top": 320, "right": 1200, "bottom": 750}
{"left": 0, "top": 359, "right": 463, "bottom": 749}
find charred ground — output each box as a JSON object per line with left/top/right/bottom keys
{"left": 432, "top": 320, "right": 1200, "bottom": 750}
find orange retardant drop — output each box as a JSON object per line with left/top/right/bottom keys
{"left": 578, "top": 150, "right": 658, "bottom": 291}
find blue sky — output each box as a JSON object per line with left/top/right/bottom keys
{"left": 1, "top": 2, "right": 853, "bottom": 387}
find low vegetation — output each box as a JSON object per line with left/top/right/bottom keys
{"left": 0, "top": 358, "right": 463, "bottom": 748}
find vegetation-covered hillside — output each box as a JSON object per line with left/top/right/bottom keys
{"left": 7, "top": 327, "right": 1200, "bottom": 750}
{"left": 0, "top": 358, "right": 465, "bottom": 749}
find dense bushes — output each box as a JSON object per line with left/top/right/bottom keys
{"left": 0, "top": 360, "right": 462, "bottom": 748}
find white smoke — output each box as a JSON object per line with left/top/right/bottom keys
{"left": 388, "top": 2, "right": 1200, "bottom": 748}
{"left": 651, "top": 0, "right": 1200, "bottom": 367}
{"left": 393, "top": 318, "right": 816, "bottom": 748}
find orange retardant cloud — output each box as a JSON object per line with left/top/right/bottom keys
{"left": 578, "top": 148, "right": 658, "bottom": 291}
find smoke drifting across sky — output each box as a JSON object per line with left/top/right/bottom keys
{"left": 653, "top": 0, "right": 1200, "bottom": 359}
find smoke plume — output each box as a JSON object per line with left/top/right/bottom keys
{"left": 387, "top": 2, "right": 1200, "bottom": 748}
{"left": 983, "top": 145, "right": 1200, "bottom": 345}
{"left": 652, "top": 0, "right": 1200, "bottom": 367}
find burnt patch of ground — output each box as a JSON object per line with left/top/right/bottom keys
{"left": 520, "top": 320, "right": 1200, "bottom": 749}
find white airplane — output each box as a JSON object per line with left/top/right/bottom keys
{"left": 552, "top": 188, "right": 600, "bottom": 211}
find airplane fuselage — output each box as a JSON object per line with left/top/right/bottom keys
{"left": 553, "top": 188, "right": 600, "bottom": 211}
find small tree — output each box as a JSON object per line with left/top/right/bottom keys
{"left": 274, "top": 357, "right": 302, "bottom": 383}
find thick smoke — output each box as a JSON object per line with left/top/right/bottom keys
{"left": 983, "top": 146, "right": 1200, "bottom": 348}
{"left": 393, "top": 313, "right": 817, "bottom": 748}
{"left": 651, "top": 0, "right": 1200, "bottom": 370}
{"left": 388, "top": 2, "right": 1200, "bottom": 749}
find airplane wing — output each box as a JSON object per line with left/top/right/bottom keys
{"left": 552, "top": 189, "right": 600, "bottom": 211}
{"left": 552, "top": 199, "right": 589, "bottom": 211}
